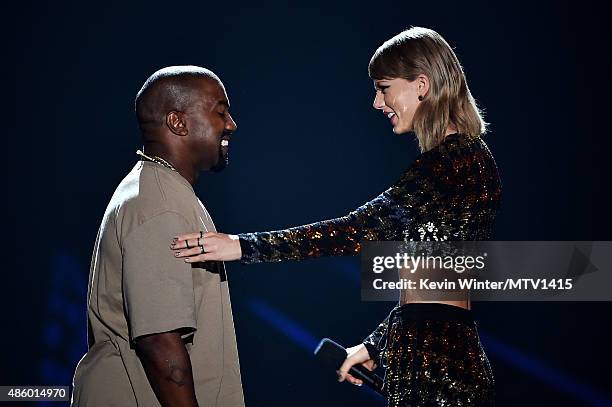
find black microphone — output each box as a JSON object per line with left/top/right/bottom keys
{"left": 313, "top": 338, "right": 385, "bottom": 396}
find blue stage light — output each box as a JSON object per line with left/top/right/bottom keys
{"left": 481, "top": 331, "right": 612, "bottom": 407}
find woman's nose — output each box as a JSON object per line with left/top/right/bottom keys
{"left": 373, "top": 92, "right": 385, "bottom": 110}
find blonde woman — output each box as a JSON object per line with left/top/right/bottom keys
{"left": 171, "top": 27, "right": 500, "bottom": 406}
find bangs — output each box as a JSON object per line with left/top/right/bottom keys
{"left": 368, "top": 41, "right": 402, "bottom": 80}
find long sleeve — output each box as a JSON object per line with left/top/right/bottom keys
{"left": 238, "top": 134, "right": 500, "bottom": 265}
{"left": 237, "top": 158, "right": 431, "bottom": 264}
{"left": 362, "top": 308, "right": 395, "bottom": 365}
{"left": 238, "top": 195, "right": 405, "bottom": 264}
{"left": 237, "top": 134, "right": 502, "bottom": 360}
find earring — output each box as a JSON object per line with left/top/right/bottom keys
{"left": 418, "top": 95, "right": 424, "bottom": 101}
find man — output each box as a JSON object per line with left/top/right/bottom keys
{"left": 71, "top": 66, "right": 244, "bottom": 407}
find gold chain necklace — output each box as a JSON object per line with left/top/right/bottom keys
{"left": 136, "top": 150, "right": 177, "bottom": 172}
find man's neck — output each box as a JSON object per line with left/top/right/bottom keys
{"left": 143, "top": 144, "right": 198, "bottom": 185}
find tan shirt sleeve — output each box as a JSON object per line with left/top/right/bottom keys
{"left": 122, "top": 211, "right": 196, "bottom": 341}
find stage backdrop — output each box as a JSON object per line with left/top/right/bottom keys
{"left": 5, "top": 1, "right": 612, "bottom": 406}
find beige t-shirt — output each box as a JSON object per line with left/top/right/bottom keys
{"left": 71, "top": 161, "right": 244, "bottom": 407}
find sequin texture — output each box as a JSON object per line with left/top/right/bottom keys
{"left": 379, "top": 303, "right": 495, "bottom": 407}
{"left": 238, "top": 133, "right": 501, "bottom": 405}
{"left": 239, "top": 133, "right": 500, "bottom": 262}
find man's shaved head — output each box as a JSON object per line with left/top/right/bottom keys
{"left": 135, "top": 65, "right": 221, "bottom": 136}
{"left": 133, "top": 65, "right": 237, "bottom": 181}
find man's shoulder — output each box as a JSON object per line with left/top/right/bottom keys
{"left": 108, "top": 163, "right": 197, "bottom": 237}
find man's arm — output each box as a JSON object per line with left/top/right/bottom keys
{"left": 135, "top": 331, "right": 199, "bottom": 407}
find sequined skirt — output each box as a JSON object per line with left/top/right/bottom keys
{"left": 382, "top": 303, "right": 494, "bottom": 407}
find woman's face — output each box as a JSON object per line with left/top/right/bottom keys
{"left": 372, "top": 77, "right": 425, "bottom": 134}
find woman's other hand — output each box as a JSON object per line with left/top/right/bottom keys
{"left": 337, "top": 344, "right": 377, "bottom": 386}
{"left": 170, "top": 232, "right": 242, "bottom": 262}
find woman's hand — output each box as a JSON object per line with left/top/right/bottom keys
{"left": 337, "top": 344, "right": 377, "bottom": 386}
{"left": 170, "top": 232, "right": 242, "bottom": 262}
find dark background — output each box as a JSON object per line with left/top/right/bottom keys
{"left": 4, "top": 0, "right": 612, "bottom": 406}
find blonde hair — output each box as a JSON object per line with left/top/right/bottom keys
{"left": 369, "top": 27, "right": 487, "bottom": 152}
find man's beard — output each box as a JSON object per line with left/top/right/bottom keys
{"left": 210, "top": 143, "right": 228, "bottom": 173}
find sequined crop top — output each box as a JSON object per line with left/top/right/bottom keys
{"left": 237, "top": 133, "right": 501, "bottom": 362}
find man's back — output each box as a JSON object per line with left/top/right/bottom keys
{"left": 71, "top": 160, "right": 244, "bottom": 406}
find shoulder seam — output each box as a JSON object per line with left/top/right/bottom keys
{"left": 153, "top": 166, "right": 168, "bottom": 202}
{"left": 122, "top": 210, "right": 191, "bottom": 243}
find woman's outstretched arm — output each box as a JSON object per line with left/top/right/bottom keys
{"left": 170, "top": 164, "right": 429, "bottom": 264}
{"left": 236, "top": 188, "right": 412, "bottom": 263}
{"left": 170, "top": 156, "right": 434, "bottom": 264}
{"left": 170, "top": 189, "right": 410, "bottom": 263}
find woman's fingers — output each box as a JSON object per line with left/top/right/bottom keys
{"left": 171, "top": 238, "right": 196, "bottom": 250}
{"left": 337, "top": 360, "right": 350, "bottom": 382}
{"left": 349, "top": 376, "right": 363, "bottom": 386}
{"left": 338, "top": 358, "right": 357, "bottom": 383}
{"left": 336, "top": 371, "right": 363, "bottom": 386}
{"left": 171, "top": 233, "right": 217, "bottom": 250}
{"left": 173, "top": 246, "right": 205, "bottom": 258}
{"left": 173, "top": 244, "right": 221, "bottom": 261}
{"left": 171, "top": 231, "right": 216, "bottom": 248}
{"left": 170, "top": 232, "right": 240, "bottom": 262}
{"left": 175, "top": 232, "right": 201, "bottom": 241}
{"left": 336, "top": 344, "right": 372, "bottom": 387}
{"left": 182, "top": 253, "right": 212, "bottom": 263}
{"left": 345, "top": 373, "right": 363, "bottom": 386}
{"left": 178, "top": 231, "right": 215, "bottom": 241}
{"left": 171, "top": 237, "right": 201, "bottom": 250}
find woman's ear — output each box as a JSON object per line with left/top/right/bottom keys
{"left": 166, "top": 111, "right": 188, "bottom": 136}
{"left": 417, "top": 74, "right": 430, "bottom": 99}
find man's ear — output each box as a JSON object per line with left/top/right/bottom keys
{"left": 166, "top": 111, "right": 188, "bottom": 136}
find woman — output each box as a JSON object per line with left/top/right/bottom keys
{"left": 171, "top": 27, "right": 500, "bottom": 406}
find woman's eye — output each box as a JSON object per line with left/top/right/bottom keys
{"left": 376, "top": 86, "right": 388, "bottom": 95}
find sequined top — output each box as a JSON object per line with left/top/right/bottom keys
{"left": 238, "top": 133, "right": 501, "bottom": 360}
